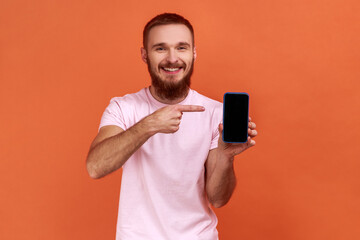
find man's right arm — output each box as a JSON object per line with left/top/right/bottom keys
{"left": 86, "top": 118, "right": 155, "bottom": 179}
{"left": 86, "top": 104, "right": 205, "bottom": 179}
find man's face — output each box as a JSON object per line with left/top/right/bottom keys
{"left": 142, "top": 24, "right": 196, "bottom": 100}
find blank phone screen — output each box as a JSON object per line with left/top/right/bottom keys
{"left": 223, "top": 93, "right": 249, "bottom": 143}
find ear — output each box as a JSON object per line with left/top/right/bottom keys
{"left": 193, "top": 46, "right": 197, "bottom": 61}
{"left": 141, "top": 47, "right": 147, "bottom": 63}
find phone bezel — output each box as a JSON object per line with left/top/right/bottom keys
{"left": 222, "top": 92, "right": 249, "bottom": 143}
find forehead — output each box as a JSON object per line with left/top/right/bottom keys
{"left": 147, "top": 24, "right": 193, "bottom": 48}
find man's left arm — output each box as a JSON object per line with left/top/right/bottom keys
{"left": 205, "top": 119, "right": 257, "bottom": 208}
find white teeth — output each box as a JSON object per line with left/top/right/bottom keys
{"left": 163, "top": 68, "right": 180, "bottom": 72}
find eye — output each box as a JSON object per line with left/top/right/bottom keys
{"left": 177, "top": 46, "right": 188, "bottom": 50}
{"left": 155, "top": 47, "right": 166, "bottom": 51}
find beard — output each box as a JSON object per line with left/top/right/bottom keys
{"left": 147, "top": 59, "right": 194, "bottom": 101}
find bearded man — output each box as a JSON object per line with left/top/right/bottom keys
{"left": 86, "top": 13, "right": 257, "bottom": 240}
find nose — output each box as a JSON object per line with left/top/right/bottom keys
{"left": 166, "top": 49, "right": 178, "bottom": 64}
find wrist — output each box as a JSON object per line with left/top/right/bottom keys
{"left": 216, "top": 151, "right": 234, "bottom": 168}
{"left": 139, "top": 115, "right": 159, "bottom": 137}
{"left": 216, "top": 148, "right": 235, "bottom": 162}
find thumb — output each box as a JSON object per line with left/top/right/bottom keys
{"left": 218, "top": 123, "right": 223, "bottom": 138}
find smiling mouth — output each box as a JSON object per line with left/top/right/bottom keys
{"left": 161, "top": 67, "right": 183, "bottom": 74}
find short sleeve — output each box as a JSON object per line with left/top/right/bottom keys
{"left": 99, "top": 98, "right": 127, "bottom": 131}
{"left": 209, "top": 103, "right": 223, "bottom": 150}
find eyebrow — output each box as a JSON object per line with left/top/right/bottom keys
{"left": 177, "top": 42, "right": 191, "bottom": 47}
{"left": 151, "top": 42, "right": 191, "bottom": 49}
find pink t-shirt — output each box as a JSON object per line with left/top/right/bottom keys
{"left": 99, "top": 87, "right": 223, "bottom": 240}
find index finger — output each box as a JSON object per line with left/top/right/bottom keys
{"left": 177, "top": 105, "right": 205, "bottom": 112}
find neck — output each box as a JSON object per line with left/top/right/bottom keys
{"left": 149, "top": 86, "right": 189, "bottom": 105}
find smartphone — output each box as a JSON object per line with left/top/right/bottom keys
{"left": 223, "top": 92, "right": 249, "bottom": 143}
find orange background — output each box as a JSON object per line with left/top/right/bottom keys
{"left": 1, "top": 0, "right": 359, "bottom": 239}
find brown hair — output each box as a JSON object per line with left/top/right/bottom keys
{"left": 143, "top": 13, "right": 194, "bottom": 49}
